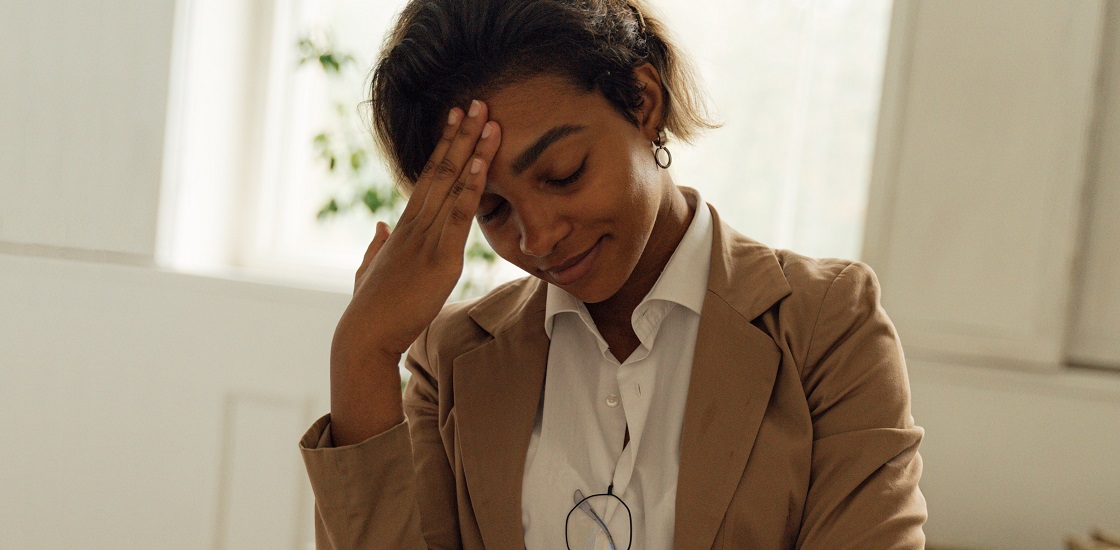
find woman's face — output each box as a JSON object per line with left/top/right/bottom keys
{"left": 474, "top": 68, "right": 676, "bottom": 304}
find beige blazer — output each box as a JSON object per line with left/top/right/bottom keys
{"left": 300, "top": 203, "right": 927, "bottom": 549}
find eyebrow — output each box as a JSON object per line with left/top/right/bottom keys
{"left": 510, "top": 124, "right": 588, "bottom": 175}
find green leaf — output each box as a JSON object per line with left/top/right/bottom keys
{"left": 349, "top": 151, "right": 363, "bottom": 171}
{"left": 362, "top": 188, "right": 386, "bottom": 213}
{"left": 328, "top": 155, "right": 337, "bottom": 171}
{"left": 319, "top": 54, "right": 341, "bottom": 73}
{"left": 312, "top": 132, "right": 329, "bottom": 149}
{"left": 317, "top": 198, "right": 340, "bottom": 220}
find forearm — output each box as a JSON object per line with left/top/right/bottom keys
{"left": 329, "top": 341, "right": 406, "bottom": 447}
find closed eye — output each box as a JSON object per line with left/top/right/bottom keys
{"left": 477, "top": 198, "right": 506, "bottom": 224}
{"left": 547, "top": 160, "right": 586, "bottom": 187}
{"left": 478, "top": 159, "right": 586, "bottom": 224}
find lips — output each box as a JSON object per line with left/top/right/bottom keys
{"left": 542, "top": 237, "right": 604, "bottom": 286}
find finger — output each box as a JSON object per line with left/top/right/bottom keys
{"left": 435, "top": 119, "right": 500, "bottom": 233}
{"left": 402, "top": 108, "right": 463, "bottom": 222}
{"left": 416, "top": 99, "right": 489, "bottom": 230}
{"left": 355, "top": 221, "right": 392, "bottom": 292}
{"left": 439, "top": 121, "right": 500, "bottom": 251}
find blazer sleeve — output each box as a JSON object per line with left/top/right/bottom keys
{"left": 299, "top": 416, "right": 426, "bottom": 549}
{"left": 298, "top": 325, "right": 457, "bottom": 550}
{"left": 795, "top": 261, "right": 928, "bottom": 549}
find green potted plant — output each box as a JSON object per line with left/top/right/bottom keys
{"left": 297, "top": 31, "right": 500, "bottom": 298}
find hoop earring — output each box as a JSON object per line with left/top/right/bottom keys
{"left": 653, "top": 129, "right": 672, "bottom": 169}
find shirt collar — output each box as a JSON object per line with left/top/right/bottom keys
{"left": 544, "top": 188, "right": 713, "bottom": 340}
{"left": 641, "top": 189, "right": 712, "bottom": 317}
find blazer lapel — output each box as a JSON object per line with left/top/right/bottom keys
{"left": 673, "top": 205, "right": 792, "bottom": 550}
{"left": 453, "top": 279, "right": 549, "bottom": 549}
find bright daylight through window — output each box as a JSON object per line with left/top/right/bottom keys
{"left": 162, "top": 0, "right": 892, "bottom": 296}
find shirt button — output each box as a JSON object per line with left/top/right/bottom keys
{"left": 605, "top": 394, "right": 620, "bottom": 407}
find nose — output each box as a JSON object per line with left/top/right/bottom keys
{"left": 516, "top": 205, "right": 568, "bottom": 258}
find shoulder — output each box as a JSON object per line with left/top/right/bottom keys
{"left": 770, "top": 250, "right": 882, "bottom": 312}
{"left": 738, "top": 242, "right": 888, "bottom": 370}
{"left": 705, "top": 213, "right": 882, "bottom": 330}
{"left": 780, "top": 258, "right": 900, "bottom": 405}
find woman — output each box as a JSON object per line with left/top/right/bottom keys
{"left": 300, "top": 0, "right": 927, "bottom": 548}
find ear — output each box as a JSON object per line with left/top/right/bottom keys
{"left": 633, "top": 62, "right": 665, "bottom": 142}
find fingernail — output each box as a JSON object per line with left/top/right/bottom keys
{"left": 468, "top": 100, "right": 481, "bottom": 117}
{"left": 481, "top": 123, "right": 492, "bottom": 139}
{"left": 448, "top": 109, "right": 460, "bottom": 125}
{"left": 471, "top": 158, "right": 483, "bottom": 174}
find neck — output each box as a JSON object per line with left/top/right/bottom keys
{"left": 586, "top": 184, "right": 694, "bottom": 331}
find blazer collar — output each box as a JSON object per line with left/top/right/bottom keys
{"left": 454, "top": 199, "right": 792, "bottom": 549}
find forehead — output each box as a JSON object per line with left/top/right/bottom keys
{"left": 483, "top": 75, "right": 616, "bottom": 166}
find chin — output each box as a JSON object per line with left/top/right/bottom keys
{"left": 569, "top": 255, "right": 639, "bottom": 303}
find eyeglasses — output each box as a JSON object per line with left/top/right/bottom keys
{"left": 565, "top": 485, "right": 632, "bottom": 550}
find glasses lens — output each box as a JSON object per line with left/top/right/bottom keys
{"left": 565, "top": 494, "right": 631, "bottom": 550}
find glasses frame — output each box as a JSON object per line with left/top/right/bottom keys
{"left": 564, "top": 487, "right": 633, "bottom": 550}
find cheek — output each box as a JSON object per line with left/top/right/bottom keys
{"left": 628, "top": 144, "right": 660, "bottom": 193}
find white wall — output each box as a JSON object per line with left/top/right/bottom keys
{"left": 868, "top": 1, "right": 1120, "bottom": 548}
{"left": 1069, "top": 0, "right": 1120, "bottom": 368}
{"left": 1, "top": 1, "right": 1119, "bottom": 549}
{"left": 0, "top": 255, "right": 345, "bottom": 548}
{"left": 866, "top": 0, "right": 1102, "bottom": 369}
{"left": 911, "top": 360, "right": 1120, "bottom": 550}
{"left": 0, "top": 0, "right": 174, "bottom": 260}
{"left": 0, "top": 1, "right": 342, "bottom": 548}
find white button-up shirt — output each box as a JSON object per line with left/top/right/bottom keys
{"left": 522, "top": 194, "right": 713, "bottom": 549}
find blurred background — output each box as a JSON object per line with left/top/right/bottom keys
{"left": 1, "top": 0, "right": 1117, "bottom": 548}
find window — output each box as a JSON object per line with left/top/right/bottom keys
{"left": 657, "top": 0, "right": 892, "bottom": 259}
{"left": 161, "top": 0, "right": 892, "bottom": 294}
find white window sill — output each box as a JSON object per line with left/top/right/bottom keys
{"left": 909, "top": 354, "right": 1120, "bottom": 404}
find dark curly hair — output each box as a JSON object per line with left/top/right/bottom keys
{"left": 367, "top": 0, "right": 717, "bottom": 189}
